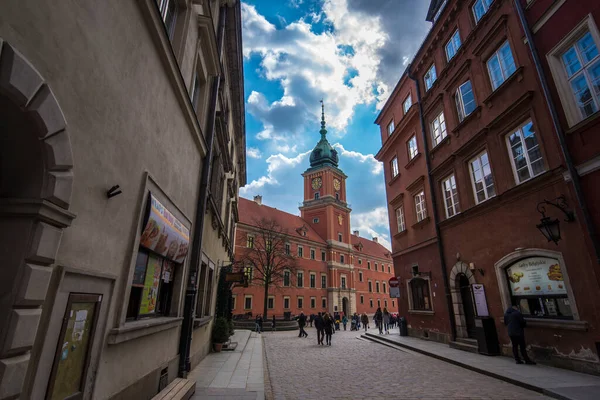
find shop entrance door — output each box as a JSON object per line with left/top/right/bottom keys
{"left": 459, "top": 275, "right": 476, "bottom": 338}
{"left": 342, "top": 297, "right": 348, "bottom": 316}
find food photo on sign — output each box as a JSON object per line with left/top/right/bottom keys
{"left": 506, "top": 257, "right": 566, "bottom": 297}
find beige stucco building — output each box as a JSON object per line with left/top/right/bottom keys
{"left": 0, "top": 0, "right": 245, "bottom": 398}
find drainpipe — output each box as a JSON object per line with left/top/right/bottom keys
{"left": 514, "top": 0, "right": 600, "bottom": 268}
{"left": 178, "top": 4, "right": 228, "bottom": 377}
{"left": 408, "top": 68, "right": 457, "bottom": 342}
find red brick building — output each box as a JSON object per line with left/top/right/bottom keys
{"left": 376, "top": 0, "right": 600, "bottom": 374}
{"left": 233, "top": 108, "right": 395, "bottom": 319}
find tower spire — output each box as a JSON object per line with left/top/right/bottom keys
{"left": 319, "top": 99, "right": 327, "bottom": 140}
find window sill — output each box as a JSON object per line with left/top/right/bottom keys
{"left": 430, "top": 136, "right": 450, "bottom": 156}
{"left": 412, "top": 216, "right": 431, "bottom": 229}
{"left": 108, "top": 316, "right": 183, "bottom": 345}
{"left": 451, "top": 106, "right": 482, "bottom": 136}
{"left": 408, "top": 309, "right": 434, "bottom": 315}
{"left": 388, "top": 173, "right": 401, "bottom": 186}
{"left": 394, "top": 230, "right": 408, "bottom": 239}
{"left": 405, "top": 153, "right": 422, "bottom": 169}
{"left": 524, "top": 318, "right": 588, "bottom": 331}
{"left": 193, "top": 316, "right": 213, "bottom": 329}
{"left": 482, "top": 67, "right": 525, "bottom": 108}
{"left": 565, "top": 110, "right": 600, "bottom": 135}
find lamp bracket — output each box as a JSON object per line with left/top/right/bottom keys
{"left": 536, "top": 195, "right": 574, "bottom": 222}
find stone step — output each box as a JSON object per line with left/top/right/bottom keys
{"left": 449, "top": 340, "right": 479, "bottom": 354}
{"left": 455, "top": 337, "right": 478, "bottom": 345}
{"left": 233, "top": 320, "right": 298, "bottom": 331}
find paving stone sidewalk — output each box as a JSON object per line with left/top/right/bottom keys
{"left": 187, "top": 330, "right": 265, "bottom": 400}
{"left": 364, "top": 329, "right": 600, "bottom": 400}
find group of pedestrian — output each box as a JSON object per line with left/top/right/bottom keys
{"left": 309, "top": 311, "right": 336, "bottom": 345}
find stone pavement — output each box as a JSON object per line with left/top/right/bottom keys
{"left": 363, "top": 329, "right": 600, "bottom": 400}
{"left": 187, "top": 330, "right": 264, "bottom": 400}
{"left": 263, "top": 326, "right": 552, "bottom": 399}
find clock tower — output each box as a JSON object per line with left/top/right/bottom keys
{"left": 300, "top": 102, "right": 352, "bottom": 245}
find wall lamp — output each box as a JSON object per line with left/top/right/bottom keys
{"left": 107, "top": 185, "right": 122, "bottom": 199}
{"left": 536, "top": 195, "right": 575, "bottom": 245}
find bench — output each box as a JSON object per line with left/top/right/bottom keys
{"left": 151, "top": 378, "right": 196, "bottom": 400}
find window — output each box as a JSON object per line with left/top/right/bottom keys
{"left": 403, "top": 94, "right": 412, "bottom": 114}
{"left": 506, "top": 120, "right": 545, "bottom": 184}
{"left": 155, "top": 0, "right": 178, "bottom": 40}
{"left": 310, "top": 273, "right": 316, "bottom": 288}
{"left": 442, "top": 175, "right": 460, "bottom": 218}
{"left": 377, "top": 299, "right": 381, "bottom": 308}
{"left": 285, "top": 243, "right": 290, "bottom": 255}
{"left": 313, "top": 218, "right": 319, "bottom": 224}
{"left": 267, "top": 296, "right": 274, "bottom": 309}
{"left": 391, "top": 157, "right": 399, "bottom": 178}
{"left": 415, "top": 191, "right": 427, "bottom": 222}
{"left": 388, "top": 266, "right": 392, "bottom": 274}
{"left": 392, "top": 300, "right": 395, "bottom": 307}
{"left": 335, "top": 193, "right": 340, "bottom": 200}
{"left": 246, "top": 235, "right": 254, "bottom": 248}
{"left": 408, "top": 136, "right": 418, "bottom": 160}
{"left": 561, "top": 31, "right": 600, "bottom": 120}
{"left": 384, "top": 300, "right": 388, "bottom": 308}
{"left": 360, "top": 295, "right": 364, "bottom": 304}
{"left": 387, "top": 120, "right": 395, "bottom": 136}
{"left": 244, "top": 296, "right": 252, "bottom": 310}
{"left": 368, "top": 281, "right": 373, "bottom": 292}
{"left": 321, "top": 251, "right": 326, "bottom": 261}
{"left": 469, "top": 151, "right": 496, "bottom": 203}
{"left": 314, "top": 192, "right": 320, "bottom": 200}
{"left": 284, "top": 297, "right": 290, "bottom": 309}
{"left": 358, "top": 259, "right": 362, "bottom": 265}
{"left": 431, "top": 111, "right": 447, "bottom": 147}
{"left": 472, "top": 0, "right": 493, "bottom": 24}
{"left": 338, "top": 233, "right": 343, "bottom": 242}
{"left": 409, "top": 278, "right": 432, "bottom": 311}
{"left": 487, "top": 41, "right": 517, "bottom": 90}
{"left": 321, "top": 275, "right": 327, "bottom": 288}
{"left": 395, "top": 206, "right": 406, "bottom": 233}
{"left": 284, "top": 270, "right": 290, "bottom": 287}
{"left": 232, "top": 295, "right": 236, "bottom": 310}
{"left": 375, "top": 263, "right": 378, "bottom": 272}
{"left": 376, "top": 281, "right": 380, "bottom": 293}
{"left": 456, "top": 80, "right": 476, "bottom": 122}
{"left": 369, "top": 299, "right": 373, "bottom": 308}
{"left": 322, "top": 297, "right": 327, "bottom": 309}
{"left": 424, "top": 64, "right": 437, "bottom": 91}
{"left": 244, "top": 265, "right": 254, "bottom": 283}
{"left": 445, "top": 30, "right": 461, "bottom": 61}
{"left": 367, "top": 262, "right": 371, "bottom": 270}
{"left": 297, "top": 271, "right": 304, "bottom": 288}
{"left": 298, "top": 246, "right": 303, "bottom": 257}
{"left": 340, "top": 255, "right": 345, "bottom": 264}
{"left": 310, "top": 297, "right": 316, "bottom": 308}
{"left": 433, "top": 0, "right": 448, "bottom": 22}
{"left": 297, "top": 297, "right": 303, "bottom": 309}
{"left": 383, "top": 282, "right": 387, "bottom": 293}
{"left": 359, "top": 271, "right": 363, "bottom": 282}
{"left": 266, "top": 239, "right": 272, "bottom": 251}
{"left": 341, "top": 276, "right": 347, "bottom": 289}
{"left": 310, "top": 249, "right": 316, "bottom": 260}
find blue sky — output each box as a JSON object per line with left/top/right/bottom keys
{"left": 240, "top": 0, "right": 431, "bottom": 249}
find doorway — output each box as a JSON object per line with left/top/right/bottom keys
{"left": 342, "top": 297, "right": 348, "bottom": 316}
{"left": 458, "top": 274, "right": 476, "bottom": 338}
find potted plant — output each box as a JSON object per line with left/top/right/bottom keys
{"left": 212, "top": 317, "right": 230, "bottom": 352}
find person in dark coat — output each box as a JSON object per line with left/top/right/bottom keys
{"left": 504, "top": 304, "right": 536, "bottom": 364}
{"left": 271, "top": 315, "right": 276, "bottom": 332}
{"left": 255, "top": 314, "right": 263, "bottom": 334}
{"left": 314, "top": 312, "right": 325, "bottom": 345}
{"left": 323, "top": 313, "right": 334, "bottom": 345}
{"left": 297, "top": 312, "right": 308, "bottom": 338}
{"left": 309, "top": 313, "right": 314, "bottom": 327}
{"left": 374, "top": 307, "right": 383, "bottom": 334}
{"left": 360, "top": 312, "right": 369, "bottom": 332}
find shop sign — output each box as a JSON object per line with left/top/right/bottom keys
{"left": 139, "top": 255, "right": 162, "bottom": 315}
{"left": 140, "top": 194, "right": 190, "bottom": 263}
{"left": 506, "top": 257, "right": 566, "bottom": 297}
{"left": 472, "top": 284, "right": 489, "bottom": 317}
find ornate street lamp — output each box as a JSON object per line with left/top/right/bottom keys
{"left": 536, "top": 196, "right": 575, "bottom": 245}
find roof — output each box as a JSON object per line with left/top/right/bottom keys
{"left": 351, "top": 234, "right": 391, "bottom": 261}
{"left": 426, "top": 0, "right": 446, "bottom": 22}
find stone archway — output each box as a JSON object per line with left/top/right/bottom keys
{"left": 449, "top": 262, "right": 477, "bottom": 339}
{"left": 0, "top": 39, "right": 75, "bottom": 400}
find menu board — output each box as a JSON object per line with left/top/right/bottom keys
{"left": 472, "top": 284, "right": 489, "bottom": 317}
{"left": 140, "top": 255, "right": 162, "bottom": 314}
{"left": 140, "top": 194, "right": 190, "bottom": 264}
{"left": 506, "top": 257, "right": 566, "bottom": 297}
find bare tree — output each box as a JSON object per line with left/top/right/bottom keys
{"left": 236, "top": 217, "right": 298, "bottom": 320}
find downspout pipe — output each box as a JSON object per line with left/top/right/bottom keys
{"left": 178, "top": 4, "right": 228, "bottom": 377}
{"left": 514, "top": 0, "right": 600, "bottom": 267}
{"left": 408, "top": 68, "right": 457, "bottom": 343}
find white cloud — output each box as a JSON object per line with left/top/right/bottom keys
{"left": 332, "top": 143, "right": 382, "bottom": 175}
{"left": 351, "top": 207, "right": 391, "bottom": 250}
{"left": 247, "top": 147, "right": 262, "bottom": 159}
{"left": 240, "top": 150, "right": 311, "bottom": 196}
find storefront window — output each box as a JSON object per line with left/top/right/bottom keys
{"left": 506, "top": 257, "right": 572, "bottom": 319}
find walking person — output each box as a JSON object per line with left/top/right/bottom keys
{"left": 272, "top": 315, "right": 276, "bottom": 332}
{"left": 360, "top": 312, "right": 369, "bottom": 332}
{"left": 504, "top": 304, "right": 536, "bottom": 365}
{"left": 383, "top": 308, "right": 390, "bottom": 334}
{"left": 297, "top": 312, "right": 308, "bottom": 338}
{"left": 375, "top": 307, "right": 383, "bottom": 334}
{"left": 309, "top": 314, "right": 314, "bottom": 327}
{"left": 314, "top": 312, "right": 325, "bottom": 345}
{"left": 324, "top": 313, "right": 334, "bottom": 345}
{"left": 255, "top": 314, "right": 263, "bottom": 334}
{"left": 342, "top": 315, "right": 348, "bottom": 331}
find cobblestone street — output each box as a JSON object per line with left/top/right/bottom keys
{"left": 263, "top": 328, "right": 551, "bottom": 400}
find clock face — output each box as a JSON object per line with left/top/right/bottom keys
{"left": 333, "top": 179, "right": 341, "bottom": 191}
{"left": 311, "top": 177, "right": 322, "bottom": 190}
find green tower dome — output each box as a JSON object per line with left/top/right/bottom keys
{"left": 309, "top": 101, "right": 339, "bottom": 168}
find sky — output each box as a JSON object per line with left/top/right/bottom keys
{"left": 240, "top": 0, "right": 432, "bottom": 250}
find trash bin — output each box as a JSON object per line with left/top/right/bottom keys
{"left": 475, "top": 316, "right": 500, "bottom": 355}
{"left": 399, "top": 317, "right": 408, "bottom": 336}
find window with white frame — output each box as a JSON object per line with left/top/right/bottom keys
{"left": 155, "top": 0, "right": 178, "bottom": 40}
{"left": 424, "top": 64, "right": 437, "bottom": 91}
{"left": 285, "top": 243, "right": 290, "bottom": 255}
{"left": 368, "top": 280, "right": 373, "bottom": 292}
{"left": 284, "top": 297, "right": 290, "bottom": 309}
{"left": 388, "top": 265, "right": 391, "bottom": 273}
{"left": 321, "top": 251, "right": 326, "bottom": 261}
{"left": 391, "top": 156, "right": 399, "bottom": 178}
{"left": 408, "top": 135, "right": 418, "bottom": 160}
{"left": 377, "top": 299, "right": 381, "bottom": 308}
{"left": 341, "top": 276, "right": 347, "bottom": 289}
{"left": 297, "top": 296, "right": 303, "bottom": 309}
{"left": 442, "top": 175, "right": 460, "bottom": 218}
{"left": 360, "top": 295, "right": 364, "bottom": 304}
{"left": 506, "top": 120, "right": 545, "bottom": 184}
{"left": 297, "top": 271, "right": 304, "bottom": 287}
{"left": 472, "top": 0, "right": 493, "bottom": 24}
{"left": 338, "top": 233, "right": 343, "bottom": 242}
{"left": 321, "top": 274, "right": 327, "bottom": 288}
{"left": 267, "top": 296, "right": 274, "bottom": 309}
{"left": 367, "top": 261, "right": 371, "bottom": 270}
{"left": 470, "top": 151, "right": 496, "bottom": 203}
{"left": 383, "top": 282, "right": 387, "bottom": 293}
{"left": 244, "top": 295, "right": 252, "bottom": 310}
{"left": 396, "top": 206, "right": 406, "bottom": 233}
{"left": 298, "top": 246, "right": 303, "bottom": 257}
{"left": 487, "top": 41, "right": 517, "bottom": 90}
{"left": 403, "top": 94, "right": 413, "bottom": 114}
{"left": 456, "top": 80, "right": 476, "bottom": 122}
{"left": 284, "top": 270, "right": 290, "bottom": 287}
{"left": 310, "top": 272, "right": 316, "bottom": 288}
{"left": 376, "top": 281, "right": 380, "bottom": 293}
{"left": 322, "top": 297, "right": 327, "bottom": 308}
{"left": 387, "top": 120, "right": 395, "bottom": 136}
{"left": 310, "top": 297, "right": 316, "bottom": 308}
{"left": 359, "top": 271, "right": 363, "bottom": 282}
{"left": 370, "top": 299, "right": 374, "bottom": 308}
{"left": 415, "top": 191, "right": 427, "bottom": 222}
{"left": 445, "top": 30, "right": 462, "bottom": 61}
{"left": 310, "top": 249, "right": 316, "bottom": 259}
{"left": 431, "top": 111, "right": 447, "bottom": 146}
{"left": 246, "top": 234, "right": 254, "bottom": 248}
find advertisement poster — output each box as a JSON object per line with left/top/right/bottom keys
{"left": 140, "top": 194, "right": 190, "bottom": 264}
{"left": 472, "top": 284, "right": 489, "bottom": 317}
{"left": 507, "top": 257, "right": 566, "bottom": 297}
{"left": 140, "top": 255, "right": 162, "bottom": 314}
{"left": 389, "top": 277, "right": 401, "bottom": 298}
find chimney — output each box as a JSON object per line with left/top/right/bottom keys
{"left": 253, "top": 195, "right": 262, "bottom": 205}
{"left": 353, "top": 230, "right": 359, "bottom": 236}
{"left": 372, "top": 237, "right": 378, "bottom": 243}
